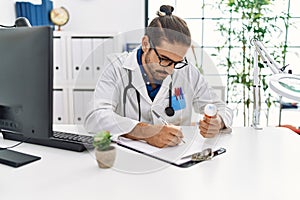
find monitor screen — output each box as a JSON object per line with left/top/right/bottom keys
{"left": 0, "top": 26, "right": 53, "bottom": 139}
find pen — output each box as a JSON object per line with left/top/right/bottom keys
{"left": 152, "top": 110, "right": 186, "bottom": 144}
{"left": 152, "top": 110, "right": 169, "bottom": 125}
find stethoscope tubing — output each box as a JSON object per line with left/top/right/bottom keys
{"left": 123, "top": 70, "right": 175, "bottom": 121}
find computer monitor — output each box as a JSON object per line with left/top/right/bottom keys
{"left": 0, "top": 26, "right": 53, "bottom": 139}
{"left": 0, "top": 26, "right": 88, "bottom": 155}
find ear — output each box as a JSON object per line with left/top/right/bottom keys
{"left": 142, "top": 35, "right": 150, "bottom": 53}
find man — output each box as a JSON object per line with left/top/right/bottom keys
{"left": 85, "top": 5, "right": 233, "bottom": 148}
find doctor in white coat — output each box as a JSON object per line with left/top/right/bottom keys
{"left": 85, "top": 5, "right": 233, "bottom": 148}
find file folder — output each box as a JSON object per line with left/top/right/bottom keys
{"left": 81, "top": 39, "right": 93, "bottom": 80}
{"left": 71, "top": 39, "right": 82, "bottom": 80}
{"left": 53, "top": 90, "right": 66, "bottom": 124}
{"left": 15, "top": 2, "right": 22, "bottom": 17}
{"left": 92, "top": 38, "right": 105, "bottom": 80}
{"left": 73, "top": 90, "right": 85, "bottom": 124}
{"left": 15, "top": 0, "right": 53, "bottom": 26}
{"left": 53, "top": 38, "right": 67, "bottom": 81}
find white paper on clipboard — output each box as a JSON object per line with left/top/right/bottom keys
{"left": 113, "top": 126, "right": 223, "bottom": 165}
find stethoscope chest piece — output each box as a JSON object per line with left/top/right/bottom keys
{"left": 165, "top": 106, "right": 175, "bottom": 117}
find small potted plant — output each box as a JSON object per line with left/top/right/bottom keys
{"left": 93, "top": 131, "right": 116, "bottom": 168}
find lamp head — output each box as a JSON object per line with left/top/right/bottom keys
{"left": 269, "top": 74, "right": 300, "bottom": 102}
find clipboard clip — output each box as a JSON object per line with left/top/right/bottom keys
{"left": 190, "top": 147, "right": 226, "bottom": 161}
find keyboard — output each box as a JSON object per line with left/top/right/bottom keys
{"left": 52, "top": 131, "right": 94, "bottom": 149}
{"left": 2, "top": 131, "right": 95, "bottom": 152}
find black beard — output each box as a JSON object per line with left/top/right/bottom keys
{"left": 144, "top": 51, "right": 166, "bottom": 83}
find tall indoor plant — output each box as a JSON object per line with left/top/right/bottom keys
{"left": 215, "top": 0, "right": 290, "bottom": 126}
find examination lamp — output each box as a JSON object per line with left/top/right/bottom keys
{"left": 251, "top": 39, "right": 300, "bottom": 130}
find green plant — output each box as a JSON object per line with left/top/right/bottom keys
{"left": 215, "top": 0, "right": 290, "bottom": 126}
{"left": 191, "top": 44, "right": 204, "bottom": 74}
{"left": 93, "top": 131, "right": 112, "bottom": 151}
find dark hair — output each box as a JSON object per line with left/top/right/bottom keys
{"left": 145, "top": 5, "right": 191, "bottom": 47}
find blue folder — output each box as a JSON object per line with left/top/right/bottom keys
{"left": 15, "top": 2, "right": 22, "bottom": 17}
{"left": 15, "top": 0, "right": 53, "bottom": 26}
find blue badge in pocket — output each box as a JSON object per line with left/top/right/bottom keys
{"left": 171, "top": 95, "right": 186, "bottom": 111}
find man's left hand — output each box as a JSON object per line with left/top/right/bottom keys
{"left": 199, "top": 114, "right": 225, "bottom": 138}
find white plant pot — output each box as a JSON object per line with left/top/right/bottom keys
{"left": 95, "top": 146, "right": 116, "bottom": 168}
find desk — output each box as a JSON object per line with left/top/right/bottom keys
{"left": 1, "top": 126, "right": 300, "bottom": 200}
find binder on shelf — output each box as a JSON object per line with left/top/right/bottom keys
{"left": 92, "top": 38, "right": 105, "bottom": 80}
{"left": 81, "top": 39, "right": 94, "bottom": 80}
{"left": 73, "top": 91, "right": 85, "bottom": 124}
{"left": 53, "top": 90, "right": 65, "bottom": 124}
{"left": 44, "top": 0, "right": 54, "bottom": 26}
{"left": 73, "top": 90, "right": 93, "bottom": 125}
{"left": 25, "top": 2, "right": 32, "bottom": 24}
{"left": 83, "top": 90, "right": 94, "bottom": 117}
{"left": 19, "top": 2, "right": 27, "bottom": 21}
{"left": 71, "top": 39, "right": 82, "bottom": 80}
{"left": 53, "top": 38, "right": 66, "bottom": 81}
{"left": 15, "top": 2, "right": 22, "bottom": 18}
{"left": 29, "top": 3, "right": 37, "bottom": 26}
{"left": 41, "top": 0, "right": 47, "bottom": 25}
{"left": 35, "top": 4, "right": 42, "bottom": 26}
{"left": 15, "top": 0, "right": 53, "bottom": 26}
{"left": 103, "top": 39, "right": 114, "bottom": 60}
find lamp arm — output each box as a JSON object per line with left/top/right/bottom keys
{"left": 252, "top": 39, "right": 284, "bottom": 74}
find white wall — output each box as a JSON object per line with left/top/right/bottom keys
{"left": 0, "top": 0, "right": 19, "bottom": 24}
{"left": 1, "top": 0, "right": 145, "bottom": 34}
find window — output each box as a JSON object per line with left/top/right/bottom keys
{"left": 147, "top": 0, "right": 300, "bottom": 126}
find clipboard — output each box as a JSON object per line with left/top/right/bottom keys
{"left": 113, "top": 126, "right": 226, "bottom": 168}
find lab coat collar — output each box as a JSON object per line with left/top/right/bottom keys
{"left": 122, "top": 48, "right": 139, "bottom": 71}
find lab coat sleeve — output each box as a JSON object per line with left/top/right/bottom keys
{"left": 84, "top": 54, "right": 139, "bottom": 137}
{"left": 191, "top": 66, "right": 233, "bottom": 128}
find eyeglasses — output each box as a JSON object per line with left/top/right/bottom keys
{"left": 149, "top": 40, "right": 188, "bottom": 69}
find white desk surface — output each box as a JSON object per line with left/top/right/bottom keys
{"left": 1, "top": 126, "right": 300, "bottom": 200}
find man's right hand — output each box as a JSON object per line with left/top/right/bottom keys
{"left": 144, "top": 125, "right": 183, "bottom": 148}
{"left": 124, "top": 123, "right": 183, "bottom": 148}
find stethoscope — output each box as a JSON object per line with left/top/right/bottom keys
{"left": 123, "top": 70, "right": 175, "bottom": 121}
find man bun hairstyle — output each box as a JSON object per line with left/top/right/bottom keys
{"left": 157, "top": 5, "right": 174, "bottom": 16}
{"left": 146, "top": 5, "right": 191, "bottom": 47}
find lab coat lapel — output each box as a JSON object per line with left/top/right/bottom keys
{"left": 122, "top": 49, "right": 152, "bottom": 104}
{"left": 131, "top": 69, "right": 152, "bottom": 104}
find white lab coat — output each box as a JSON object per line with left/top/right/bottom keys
{"left": 84, "top": 48, "right": 233, "bottom": 136}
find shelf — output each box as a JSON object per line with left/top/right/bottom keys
{"left": 52, "top": 33, "right": 119, "bottom": 124}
